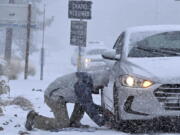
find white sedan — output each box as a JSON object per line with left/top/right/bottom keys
{"left": 101, "top": 25, "right": 180, "bottom": 124}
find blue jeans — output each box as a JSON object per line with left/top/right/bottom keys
{"left": 74, "top": 72, "right": 106, "bottom": 126}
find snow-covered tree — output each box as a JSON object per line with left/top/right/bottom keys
{"left": 0, "top": 0, "right": 53, "bottom": 79}
{"left": 13, "top": 0, "right": 53, "bottom": 58}
{"left": 0, "top": 0, "right": 53, "bottom": 58}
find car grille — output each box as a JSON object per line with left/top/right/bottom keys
{"left": 154, "top": 84, "right": 180, "bottom": 111}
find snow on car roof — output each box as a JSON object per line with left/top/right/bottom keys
{"left": 126, "top": 25, "right": 180, "bottom": 34}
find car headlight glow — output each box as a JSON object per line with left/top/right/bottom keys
{"left": 142, "top": 80, "right": 153, "bottom": 88}
{"left": 121, "top": 75, "right": 153, "bottom": 88}
{"left": 126, "top": 76, "right": 135, "bottom": 87}
{"left": 85, "top": 58, "right": 91, "bottom": 63}
{"left": 84, "top": 58, "right": 92, "bottom": 68}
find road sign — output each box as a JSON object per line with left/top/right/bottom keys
{"left": 0, "top": 4, "right": 36, "bottom": 25}
{"left": 68, "top": 1, "right": 92, "bottom": 19}
{"left": 70, "top": 20, "right": 87, "bottom": 47}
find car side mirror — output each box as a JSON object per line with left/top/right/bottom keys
{"left": 102, "top": 50, "right": 121, "bottom": 61}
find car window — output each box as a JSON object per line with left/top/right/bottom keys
{"left": 113, "top": 32, "right": 125, "bottom": 54}
{"left": 128, "top": 31, "right": 180, "bottom": 57}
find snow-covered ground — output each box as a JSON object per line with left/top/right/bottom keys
{"left": 2, "top": 43, "right": 101, "bottom": 135}
{"left": 0, "top": 44, "right": 123, "bottom": 135}
{"left": 0, "top": 78, "right": 123, "bottom": 135}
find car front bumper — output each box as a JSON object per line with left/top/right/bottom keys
{"left": 116, "top": 82, "right": 180, "bottom": 120}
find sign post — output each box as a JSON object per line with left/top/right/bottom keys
{"left": 4, "top": 0, "right": 14, "bottom": 63}
{"left": 40, "top": 4, "right": 46, "bottom": 81}
{"left": 68, "top": 0, "right": 92, "bottom": 72}
{"left": 70, "top": 20, "right": 87, "bottom": 72}
{"left": 24, "top": 4, "right": 32, "bottom": 80}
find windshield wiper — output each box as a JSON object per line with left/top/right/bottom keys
{"left": 136, "top": 46, "right": 180, "bottom": 56}
{"left": 160, "top": 47, "right": 180, "bottom": 54}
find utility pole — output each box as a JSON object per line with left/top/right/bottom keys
{"left": 40, "top": 4, "right": 46, "bottom": 80}
{"left": 24, "top": 4, "right": 32, "bottom": 80}
{"left": 4, "top": 0, "right": 14, "bottom": 63}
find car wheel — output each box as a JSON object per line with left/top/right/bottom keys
{"left": 113, "top": 83, "right": 134, "bottom": 132}
{"left": 113, "top": 84, "right": 152, "bottom": 133}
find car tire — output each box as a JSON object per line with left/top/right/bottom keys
{"left": 113, "top": 83, "right": 133, "bottom": 132}
{"left": 113, "top": 83, "right": 130, "bottom": 131}
{"left": 101, "top": 83, "right": 138, "bottom": 132}
{"left": 113, "top": 83, "right": 153, "bottom": 133}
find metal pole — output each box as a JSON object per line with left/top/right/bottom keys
{"left": 4, "top": 28, "right": 13, "bottom": 63}
{"left": 40, "top": 4, "right": 46, "bottom": 80}
{"left": 77, "top": 0, "right": 84, "bottom": 72}
{"left": 24, "top": 4, "right": 32, "bottom": 80}
{"left": 4, "top": 0, "right": 14, "bottom": 63}
{"left": 77, "top": 46, "right": 82, "bottom": 72}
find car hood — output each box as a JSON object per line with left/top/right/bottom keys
{"left": 122, "top": 57, "right": 180, "bottom": 84}
{"left": 85, "top": 55, "right": 103, "bottom": 60}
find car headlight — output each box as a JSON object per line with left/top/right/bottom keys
{"left": 84, "top": 58, "right": 91, "bottom": 64}
{"left": 121, "top": 75, "right": 153, "bottom": 88}
{"left": 84, "top": 58, "right": 92, "bottom": 67}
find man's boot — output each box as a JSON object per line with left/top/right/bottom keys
{"left": 25, "top": 110, "right": 38, "bottom": 131}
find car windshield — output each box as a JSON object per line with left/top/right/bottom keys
{"left": 128, "top": 31, "right": 180, "bottom": 57}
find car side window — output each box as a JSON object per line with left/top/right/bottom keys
{"left": 113, "top": 32, "right": 125, "bottom": 54}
